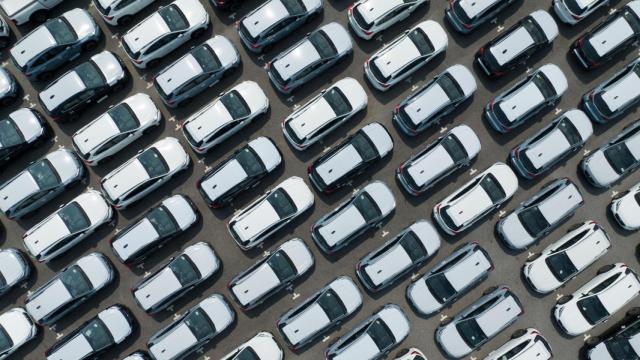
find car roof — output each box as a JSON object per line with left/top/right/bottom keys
{"left": 356, "top": 0, "right": 404, "bottom": 24}
{"left": 589, "top": 15, "right": 635, "bottom": 57}
{"left": 602, "top": 67, "right": 640, "bottom": 113}
{"left": 318, "top": 202, "right": 368, "bottom": 246}
{"left": 498, "top": 79, "right": 546, "bottom": 122}
{"left": 443, "top": 245, "right": 492, "bottom": 290}
{"left": 490, "top": 25, "right": 536, "bottom": 66}
{"left": 40, "top": 70, "right": 88, "bottom": 112}
{"left": 242, "top": 0, "right": 290, "bottom": 38}
{"left": 316, "top": 143, "right": 365, "bottom": 185}
{"left": 475, "top": 290, "right": 522, "bottom": 337}
{"left": 537, "top": 181, "right": 582, "bottom": 224}
{"left": 457, "top": 0, "right": 501, "bottom": 20}
{"left": 10, "top": 25, "right": 57, "bottom": 68}
{"left": 404, "top": 77, "right": 453, "bottom": 125}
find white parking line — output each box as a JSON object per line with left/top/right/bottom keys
{"left": 469, "top": 168, "right": 477, "bottom": 176}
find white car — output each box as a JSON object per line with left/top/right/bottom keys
{"left": 554, "top": 0, "right": 610, "bottom": 24}
{"left": 611, "top": 181, "right": 640, "bottom": 230}
{"left": 100, "top": 137, "right": 190, "bottom": 209}
{"left": 0, "top": 108, "right": 49, "bottom": 166}
{"left": 347, "top": 0, "right": 429, "bottom": 40}
{"left": 229, "top": 238, "right": 313, "bottom": 310}
{"left": 0, "top": 0, "right": 64, "bottom": 25}
{"left": 523, "top": 221, "right": 611, "bottom": 294}
{"left": 228, "top": 176, "right": 314, "bottom": 250}
{"left": 23, "top": 190, "right": 113, "bottom": 263}
{"left": 0, "top": 308, "right": 37, "bottom": 360}
{"left": 554, "top": 263, "right": 640, "bottom": 336}
{"left": 0, "top": 248, "right": 31, "bottom": 295}
{"left": 282, "top": 77, "right": 367, "bottom": 151}
{"left": 393, "top": 348, "right": 426, "bottom": 360}
{"left": 93, "top": 0, "right": 158, "bottom": 26}
{"left": 220, "top": 332, "right": 283, "bottom": 360}
{"left": 121, "top": 0, "right": 209, "bottom": 68}
{"left": 484, "top": 328, "right": 552, "bottom": 360}
{"left": 182, "top": 81, "right": 269, "bottom": 154}
{"left": 132, "top": 242, "right": 219, "bottom": 314}
{"left": 73, "top": 93, "right": 162, "bottom": 166}
{"left": 433, "top": 162, "right": 518, "bottom": 235}
{"left": 365, "top": 20, "right": 447, "bottom": 91}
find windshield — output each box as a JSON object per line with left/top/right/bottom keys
{"left": 281, "top": 0, "right": 305, "bottom": 15}
{"left": 266, "top": 188, "right": 297, "bottom": 219}
{"left": 82, "top": 318, "right": 113, "bottom": 351}
{"left": 168, "top": 255, "right": 200, "bottom": 286}
{"left": 353, "top": 192, "right": 382, "bottom": 223}
{"left": 108, "top": 104, "right": 139, "bottom": 133}
{"left": 146, "top": 205, "right": 178, "bottom": 238}
{"left": 408, "top": 27, "right": 434, "bottom": 56}
{"left": 425, "top": 273, "right": 456, "bottom": 303}
{"left": 577, "top": 296, "right": 609, "bottom": 325}
{"left": 60, "top": 265, "right": 92, "bottom": 297}
{"left": 399, "top": 232, "right": 427, "bottom": 262}
{"left": 268, "top": 250, "right": 296, "bottom": 282}
{"left": 138, "top": 148, "right": 169, "bottom": 178}
{"left": 604, "top": 143, "right": 637, "bottom": 174}
{"left": 45, "top": 18, "right": 76, "bottom": 44}
{"left": 532, "top": 71, "right": 557, "bottom": 99}
{"left": 75, "top": 61, "right": 106, "bottom": 89}
{"left": 184, "top": 308, "right": 215, "bottom": 341}
{"left": 438, "top": 73, "right": 464, "bottom": 101}
{"left": 558, "top": 118, "right": 582, "bottom": 146}
{"left": 59, "top": 201, "right": 91, "bottom": 233}
{"left": 236, "top": 147, "right": 265, "bottom": 178}
{"left": 27, "top": 159, "right": 60, "bottom": 189}
{"left": 367, "top": 319, "right": 395, "bottom": 350}
{"left": 456, "top": 319, "right": 487, "bottom": 348}
{"left": 159, "top": 4, "right": 188, "bottom": 31}
{"left": 0, "top": 119, "right": 23, "bottom": 148}
{"left": 309, "top": 30, "right": 338, "bottom": 60}
{"left": 192, "top": 44, "right": 221, "bottom": 73}
{"left": 323, "top": 87, "right": 352, "bottom": 117}
{"left": 220, "top": 90, "right": 250, "bottom": 120}
{"left": 351, "top": 133, "right": 378, "bottom": 162}
{"left": 441, "top": 134, "right": 468, "bottom": 164}
{"left": 518, "top": 207, "right": 549, "bottom": 237}
{"left": 317, "top": 289, "right": 347, "bottom": 321}
{"left": 479, "top": 174, "right": 506, "bottom": 204}
{"left": 606, "top": 337, "right": 640, "bottom": 359}
{"left": 545, "top": 252, "right": 578, "bottom": 282}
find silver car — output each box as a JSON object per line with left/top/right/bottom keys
{"left": 484, "top": 328, "right": 552, "bottom": 360}
{"left": 220, "top": 332, "right": 283, "bottom": 360}
{"left": 0, "top": 248, "right": 31, "bottom": 295}
{"left": 0, "top": 147, "right": 84, "bottom": 219}
{"left": 348, "top": 0, "right": 429, "bottom": 40}
{"left": 229, "top": 238, "right": 313, "bottom": 311}
{"left": 312, "top": 181, "right": 395, "bottom": 254}
{"left": 23, "top": 190, "right": 114, "bottom": 263}
{"left": 25, "top": 252, "right": 115, "bottom": 326}
{"left": 356, "top": 220, "right": 440, "bottom": 292}
{"left": 132, "top": 242, "right": 219, "bottom": 314}
{"left": 277, "top": 276, "right": 362, "bottom": 350}
{"left": 0, "top": 307, "right": 37, "bottom": 360}
{"left": 0, "top": 108, "right": 49, "bottom": 166}
{"left": 282, "top": 77, "right": 368, "bottom": 151}
{"left": 182, "top": 81, "right": 269, "bottom": 154}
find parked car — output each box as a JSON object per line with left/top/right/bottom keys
{"left": 0, "top": 17, "right": 9, "bottom": 48}
{"left": 182, "top": 81, "right": 269, "bottom": 153}
{"left": 0, "top": 248, "right": 31, "bottom": 295}
{"left": 397, "top": 125, "right": 481, "bottom": 196}
{"left": 220, "top": 332, "right": 283, "bottom": 360}
{"left": 554, "top": 263, "right": 640, "bottom": 336}
{"left": 45, "top": 305, "right": 135, "bottom": 360}
{"left": 364, "top": 20, "right": 447, "bottom": 91}
{"left": 407, "top": 242, "right": 493, "bottom": 316}
{"left": 510, "top": 109, "right": 592, "bottom": 179}
{"left": 155, "top": 36, "right": 240, "bottom": 107}
{"left": 571, "top": 1, "right": 640, "bottom": 69}
{"left": 611, "top": 181, "right": 640, "bottom": 230}
{"left": 121, "top": 0, "right": 210, "bottom": 68}
{"left": 484, "top": 64, "right": 568, "bottom": 133}
{"left": 39, "top": 51, "right": 129, "bottom": 122}
{"left": 356, "top": 220, "right": 440, "bottom": 292}
{"left": 123, "top": 351, "right": 151, "bottom": 360}
{"left": 277, "top": 276, "right": 362, "bottom": 349}
{"left": 72, "top": 93, "right": 162, "bottom": 166}
{"left": 282, "top": 77, "right": 367, "bottom": 151}
{"left": 0, "top": 307, "right": 37, "bottom": 360}
{"left": 584, "top": 307, "right": 640, "bottom": 359}
{"left": 393, "top": 64, "right": 476, "bottom": 135}
{"left": 523, "top": 221, "right": 611, "bottom": 294}
{"left": 435, "top": 286, "right": 524, "bottom": 358}
{"left": 325, "top": 304, "right": 410, "bottom": 360}
{"left": 497, "top": 178, "right": 583, "bottom": 250}
{"left": 23, "top": 190, "right": 113, "bottom": 263}
{"left": 0, "top": 68, "right": 18, "bottom": 106}
{"left": 433, "top": 162, "right": 518, "bottom": 235}
{"left": 132, "top": 242, "right": 219, "bottom": 314}
{"left": 0, "top": 108, "right": 49, "bottom": 166}
{"left": 110, "top": 194, "right": 199, "bottom": 265}
{"left": 555, "top": 0, "right": 613, "bottom": 25}
{"left": 25, "top": 252, "right": 115, "bottom": 326}
{"left": 347, "top": 0, "right": 429, "bottom": 40}
{"left": 100, "top": 137, "right": 190, "bottom": 209}
{"left": 147, "top": 294, "right": 235, "bottom": 360}
{"left": 10, "top": 9, "right": 101, "bottom": 81}
{"left": 267, "top": 22, "right": 352, "bottom": 94}
{"left": 476, "top": 10, "right": 557, "bottom": 78}
{"left": 0, "top": 147, "right": 84, "bottom": 219}
{"left": 237, "top": 0, "right": 323, "bottom": 53}
{"left": 582, "top": 58, "right": 640, "bottom": 123}
{"left": 312, "top": 181, "right": 395, "bottom": 254}
{"left": 93, "top": 0, "right": 158, "bottom": 26}
{"left": 581, "top": 120, "right": 640, "bottom": 188}
{"left": 484, "top": 328, "right": 552, "bottom": 360}
{"left": 446, "top": 0, "right": 518, "bottom": 34}
{"left": 0, "top": 0, "right": 64, "bottom": 25}
{"left": 308, "top": 122, "right": 393, "bottom": 193}
{"left": 229, "top": 238, "right": 313, "bottom": 310}
{"left": 228, "top": 176, "right": 314, "bottom": 250}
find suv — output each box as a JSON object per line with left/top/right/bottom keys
{"left": 308, "top": 122, "right": 393, "bottom": 193}
{"left": 433, "top": 162, "right": 518, "bottom": 235}
{"left": 582, "top": 58, "right": 640, "bottom": 123}
{"left": 446, "top": 0, "right": 518, "bottom": 34}
{"left": 510, "top": 109, "right": 593, "bottom": 179}
{"left": 611, "top": 181, "right": 640, "bottom": 230}
{"left": 1, "top": 0, "right": 64, "bottom": 25}
{"left": 484, "top": 64, "right": 568, "bottom": 133}
{"left": 555, "top": 0, "right": 613, "bottom": 25}
{"left": 435, "top": 286, "right": 524, "bottom": 358}
{"left": 484, "top": 328, "right": 552, "bottom": 360}
{"left": 0, "top": 108, "right": 49, "bottom": 166}
{"left": 497, "top": 178, "right": 583, "bottom": 250}
{"left": 93, "top": 0, "right": 158, "bottom": 26}
{"left": 476, "top": 10, "right": 557, "bottom": 78}
{"left": 347, "top": 0, "right": 429, "bottom": 40}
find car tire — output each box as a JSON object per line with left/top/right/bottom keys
{"left": 191, "top": 28, "right": 205, "bottom": 40}
{"left": 557, "top": 295, "right": 573, "bottom": 304}
{"left": 118, "top": 16, "right": 133, "bottom": 26}
{"left": 0, "top": 96, "right": 14, "bottom": 107}
{"left": 483, "top": 286, "right": 498, "bottom": 296}
{"left": 597, "top": 264, "right": 615, "bottom": 275}
{"left": 83, "top": 40, "right": 98, "bottom": 52}
{"left": 112, "top": 81, "right": 125, "bottom": 92}
{"left": 30, "top": 10, "right": 48, "bottom": 23}
{"left": 511, "top": 329, "right": 527, "bottom": 339}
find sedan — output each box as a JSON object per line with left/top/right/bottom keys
{"left": 228, "top": 176, "right": 314, "bottom": 250}
{"left": 182, "top": 81, "right": 269, "bottom": 154}
{"left": 100, "top": 137, "right": 190, "bottom": 209}
{"left": 611, "top": 181, "right": 640, "bottom": 230}
{"left": 347, "top": 0, "right": 428, "bottom": 40}
{"left": 364, "top": 20, "right": 447, "bottom": 91}
{"left": 0, "top": 108, "right": 48, "bottom": 166}
{"left": 484, "top": 328, "right": 552, "bottom": 360}
{"left": 0, "top": 68, "right": 18, "bottom": 106}
{"left": 308, "top": 122, "right": 393, "bottom": 193}
{"left": 277, "top": 276, "right": 362, "bottom": 349}
{"left": 132, "top": 242, "right": 219, "bottom": 314}
{"left": 0, "top": 249, "right": 31, "bottom": 295}
{"left": 282, "top": 77, "right": 367, "bottom": 151}
{"left": 555, "top": 0, "right": 612, "bottom": 25}
{"left": 312, "top": 181, "right": 395, "bottom": 254}
{"left": 220, "top": 332, "right": 283, "bottom": 360}
{"left": 229, "top": 238, "right": 313, "bottom": 311}
{"left": 23, "top": 190, "right": 113, "bottom": 263}
{"left": 0, "top": 308, "right": 37, "bottom": 360}
{"left": 25, "top": 252, "right": 115, "bottom": 326}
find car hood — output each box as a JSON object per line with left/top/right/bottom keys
{"left": 498, "top": 213, "right": 534, "bottom": 249}
{"left": 523, "top": 258, "right": 561, "bottom": 293}
{"left": 555, "top": 303, "right": 592, "bottom": 335}
{"left": 1, "top": 310, "right": 33, "bottom": 345}
{"left": 407, "top": 279, "right": 442, "bottom": 315}
{"left": 0, "top": 251, "right": 25, "bottom": 284}
{"left": 98, "top": 307, "right": 132, "bottom": 343}
{"left": 584, "top": 150, "right": 619, "bottom": 187}
{"left": 614, "top": 196, "right": 640, "bottom": 229}
{"left": 437, "top": 323, "right": 473, "bottom": 358}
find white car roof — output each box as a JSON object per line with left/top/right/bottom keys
{"left": 242, "top": 0, "right": 289, "bottom": 38}
{"left": 538, "top": 182, "right": 582, "bottom": 224}
{"left": 490, "top": 26, "right": 536, "bottom": 67}
{"left": 10, "top": 25, "right": 57, "bottom": 68}
{"left": 564, "top": 224, "right": 610, "bottom": 271}
{"left": 475, "top": 292, "right": 522, "bottom": 337}
{"left": 601, "top": 65, "right": 640, "bottom": 113}
{"left": 457, "top": 0, "right": 500, "bottom": 19}
{"left": 589, "top": 16, "right": 635, "bottom": 57}
{"left": 445, "top": 246, "right": 492, "bottom": 290}
{"left": 355, "top": 0, "right": 404, "bottom": 24}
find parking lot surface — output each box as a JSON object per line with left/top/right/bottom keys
{"left": 2, "top": 0, "right": 640, "bottom": 359}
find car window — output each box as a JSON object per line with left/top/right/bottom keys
{"left": 146, "top": 32, "right": 180, "bottom": 53}
{"left": 545, "top": 252, "right": 578, "bottom": 282}
{"left": 94, "top": 133, "right": 129, "bottom": 154}
{"left": 31, "top": 46, "right": 64, "bottom": 66}
{"left": 236, "top": 147, "right": 266, "bottom": 178}
{"left": 378, "top": 7, "right": 404, "bottom": 25}
{"left": 281, "top": 0, "right": 306, "bottom": 15}
{"left": 367, "top": 319, "right": 395, "bottom": 350}
{"left": 455, "top": 319, "right": 488, "bottom": 348}
{"left": 604, "top": 337, "right": 638, "bottom": 360}
{"left": 168, "top": 254, "right": 200, "bottom": 285}
{"left": 425, "top": 273, "right": 456, "bottom": 303}
{"left": 0, "top": 326, "right": 12, "bottom": 356}
{"left": 399, "top": 231, "right": 427, "bottom": 262}
{"left": 233, "top": 347, "right": 259, "bottom": 360}
{"left": 123, "top": 177, "right": 157, "bottom": 200}
{"left": 588, "top": 273, "right": 619, "bottom": 295}
{"left": 351, "top": 132, "right": 378, "bottom": 162}
{"left": 109, "top": 103, "right": 140, "bottom": 133}
{"left": 308, "top": 30, "right": 338, "bottom": 60}
{"left": 323, "top": 87, "right": 352, "bottom": 116}
{"left": 265, "top": 17, "right": 295, "bottom": 37}
{"left": 60, "top": 265, "right": 92, "bottom": 297}
{"left": 82, "top": 318, "right": 113, "bottom": 351}
{"left": 158, "top": 4, "right": 188, "bottom": 31}
{"left": 528, "top": 121, "right": 558, "bottom": 145}
{"left": 45, "top": 17, "right": 77, "bottom": 44}
{"left": 577, "top": 296, "right": 609, "bottom": 325}
{"left": 502, "top": 339, "right": 530, "bottom": 358}
{"left": 554, "top": 229, "right": 590, "bottom": 252}
{"left": 479, "top": 174, "right": 506, "bottom": 204}
{"left": 220, "top": 90, "right": 251, "bottom": 120}
{"left": 75, "top": 61, "right": 106, "bottom": 89}
{"left": 352, "top": 192, "right": 382, "bottom": 223}
{"left": 138, "top": 148, "right": 169, "bottom": 178}
{"left": 463, "top": 295, "right": 499, "bottom": 319}
{"left": 146, "top": 205, "right": 179, "bottom": 238}
{"left": 59, "top": 201, "right": 91, "bottom": 233}
{"left": 27, "top": 159, "right": 60, "bottom": 189}
{"left": 407, "top": 27, "right": 434, "bottom": 56}
{"left": 0, "top": 119, "right": 24, "bottom": 148}
{"left": 317, "top": 288, "right": 347, "bottom": 321}
{"left": 267, "top": 250, "right": 297, "bottom": 282}
{"left": 184, "top": 308, "right": 215, "bottom": 341}
{"left": 192, "top": 44, "right": 221, "bottom": 73}
{"left": 266, "top": 188, "right": 297, "bottom": 219}
{"left": 114, "top": 0, "right": 136, "bottom": 11}
{"left": 449, "top": 176, "right": 482, "bottom": 202}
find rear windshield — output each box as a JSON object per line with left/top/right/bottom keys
{"left": 309, "top": 30, "right": 338, "bottom": 60}
{"left": 109, "top": 104, "right": 139, "bottom": 133}
{"left": 317, "top": 289, "right": 347, "bottom": 321}
{"left": 168, "top": 255, "right": 200, "bottom": 285}
{"left": 517, "top": 206, "right": 550, "bottom": 237}
{"left": 0, "top": 327, "right": 11, "bottom": 355}
{"left": 184, "top": 308, "right": 215, "bottom": 341}
{"left": 353, "top": 4, "right": 373, "bottom": 30}
{"left": 234, "top": 348, "right": 259, "bottom": 360}
{"left": 45, "top": 17, "right": 76, "bottom": 44}
{"left": 323, "top": 87, "right": 352, "bottom": 116}
{"left": 267, "top": 188, "right": 297, "bottom": 219}
{"left": 159, "top": 4, "right": 188, "bottom": 32}
{"left": 28, "top": 159, "right": 61, "bottom": 189}
{"left": 425, "top": 273, "right": 456, "bottom": 303}
{"left": 82, "top": 318, "right": 113, "bottom": 351}
{"left": 59, "top": 201, "right": 91, "bottom": 234}
{"left": 0, "top": 119, "right": 23, "bottom": 148}
{"left": 563, "top": 0, "right": 587, "bottom": 13}
{"left": 60, "top": 265, "right": 92, "bottom": 297}
{"left": 545, "top": 252, "right": 578, "bottom": 282}
{"left": 192, "top": 44, "right": 221, "bottom": 73}
{"left": 138, "top": 148, "right": 169, "bottom": 178}
{"left": 236, "top": 147, "right": 266, "bottom": 178}
{"left": 268, "top": 250, "right": 297, "bottom": 282}
{"left": 146, "top": 205, "right": 178, "bottom": 238}
{"left": 605, "top": 337, "right": 639, "bottom": 359}
{"left": 367, "top": 319, "right": 395, "bottom": 350}
{"left": 408, "top": 28, "right": 434, "bottom": 56}
{"left": 353, "top": 192, "right": 382, "bottom": 223}
{"left": 220, "top": 90, "right": 251, "bottom": 120}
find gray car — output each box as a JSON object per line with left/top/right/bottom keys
{"left": 9, "top": 8, "right": 101, "bottom": 81}
{"left": 435, "top": 286, "right": 524, "bottom": 358}
{"left": 312, "top": 181, "right": 395, "bottom": 254}
{"left": 497, "top": 178, "right": 583, "bottom": 250}
{"left": 0, "top": 248, "right": 31, "bottom": 296}
{"left": 356, "top": 220, "right": 440, "bottom": 292}
{"left": 154, "top": 36, "right": 240, "bottom": 107}
{"left": 237, "top": 0, "right": 323, "bottom": 53}
{"left": 0, "top": 68, "right": 18, "bottom": 106}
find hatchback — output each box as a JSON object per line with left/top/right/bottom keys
{"left": 0, "top": 68, "right": 18, "bottom": 106}
{"left": 1, "top": 0, "right": 64, "bottom": 25}
{"left": 446, "top": 0, "right": 518, "bottom": 34}
{"left": 347, "top": 0, "right": 429, "bottom": 40}
{"left": 484, "top": 328, "right": 552, "bottom": 360}
{"left": 220, "top": 332, "right": 283, "bottom": 360}
{"left": 93, "top": 0, "right": 158, "bottom": 26}
{"left": 0, "top": 108, "right": 49, "bottom": 166}
{"left": 555, "top": 0, "right": 613, "bottom": 25}
{"left": 611, "top": 181, "right": 640, "bottom": 230}
{"left": 0, "top": 307, "right": 37, "bottom": 360}
{"left": 584, "top": 307, "right": 640, "bottom": 359}
{"left": 0, "top": 248, "right": 31, "bottom": 295}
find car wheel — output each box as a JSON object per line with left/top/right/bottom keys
{"left": 83, "top": 40, "right": 98, "bottom": 52}
{"left": 597, "top": 264, "right": 615, "bottom": 275}
{"left": 262, "top": 44, "right": 273, "bottom": 53}
{"left": 482, "top": 286, "right": 498, "bottom": 296}
{"left": 191, "top": 28, "right": 205, "bottom": 40}
{"left": 627, "top": 307, "right": 640, "bottom": 318}
{"left": 118, "top": 16, "right": 133, "bottom": 26}
{"left": 511, "top": 329, "right": 527, "bottom": 339}
{"left": 557, "top": 295, "right": 573, "bottom": 305}
{"left": 112, "top": 81, "right": 125, "bottom": 92}
{"left": 30, "top": 10, "right": 48, "bottom": 23}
